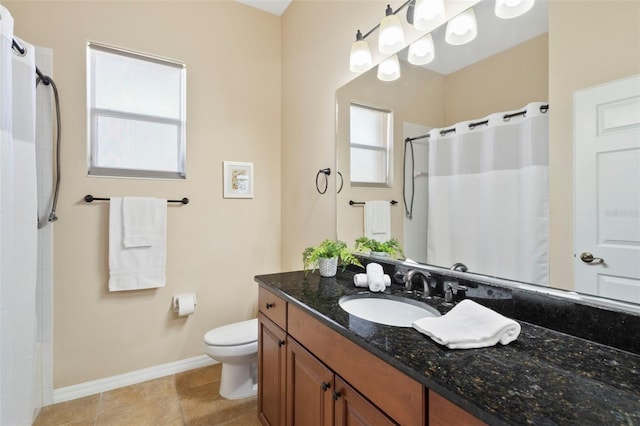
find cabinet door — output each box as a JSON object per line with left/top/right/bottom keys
{"left": 334, "top": 376, "right": 397, "bottom": 426}
{"left": 258, "top": 313, "right": 287, "bottom": 426}
{"left": 286, "top": 338, "right": 333, "bottom": 426}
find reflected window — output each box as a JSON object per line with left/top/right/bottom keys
{"left": 349, "top": 103, "right": 392, "bottom": 187}
{"left": 87, "top": 42, "right": 186, "bottom": 179}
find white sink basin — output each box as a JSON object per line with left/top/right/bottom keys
{"left": 338, "top": 294, "right": 440, "bottom": 327}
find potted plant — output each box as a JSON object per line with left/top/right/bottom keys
{"left": 302, "top": 239, "right": 363, "bottom": 277}
{"left": 354, "top": 237, "right": 404, "bottom": 259}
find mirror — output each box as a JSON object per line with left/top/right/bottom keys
{"left": 336, "top": 0, "right": 640, "bottom": 306}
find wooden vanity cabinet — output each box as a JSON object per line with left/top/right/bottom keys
{"left": 286, "top": 337, "right": 395, "bottom": 426}
{"left": 429, "top": 391, "right": 486, "bottom": 426}
{"left": 258, "top": 285, "right": 482, "bottom": 426}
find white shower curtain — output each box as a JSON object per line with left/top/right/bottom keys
{"left": 427, "top": 102, "right": 549, "bottom": 285}
{"left": 1, "top": 6, "right": 38, "bottom": 425}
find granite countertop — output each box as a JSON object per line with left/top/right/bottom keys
{"left": 255, "top": 270, "right": 640, "bottom": 426}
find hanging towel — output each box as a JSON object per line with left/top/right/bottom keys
{"left": 364, "top": 201, "right": 391, "bottom": 242}
{"left": 412, "top": 299, "right": 521, "bottom": 349}
{"left": 109, "top": 197, "right": 167, "bottom": 291}
{"left": 122, "top": 197, "right": 164, "bottom": 247}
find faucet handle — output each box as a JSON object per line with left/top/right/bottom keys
{"left": 444, "top": 281, "right": 468, "bottom": 303}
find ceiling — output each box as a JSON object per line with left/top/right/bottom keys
{"left": 235, "top": 0, "right": 292, "bottom": 16}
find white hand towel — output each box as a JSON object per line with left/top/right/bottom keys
{"left": 354, "top": 273, "right": 368, "bottom": 287}
{"left": 109, "top": 197, "right": 167, "bottom": 291}
{"left": 364, "top": 201, "right": 391, "bottom": 242}
{"left": 366, "top": 263, "right": 385, "bottom": 292}
{"left": 412, "top": 299, "right": 521, "bottom": 349}
{"left": 354, "top": 273, "right": 391, "bottom": 287}
{"left": 122, "top": 197, "right": 164, "bottom": 248}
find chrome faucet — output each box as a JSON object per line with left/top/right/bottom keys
{"left": 404, "top": 270, "right": 433, "bottom": 297}
{"left": 450, "top": 262, "right": 468, "bottom": 272}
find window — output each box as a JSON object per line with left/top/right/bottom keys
{"left": 87, "top": 42, "right": 186, "bottom": 179}
{"left": 349, "top": 103, "right": 392, "bottom": 186}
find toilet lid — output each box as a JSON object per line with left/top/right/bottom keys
{"left": 204, "top": 318, "right": 258, "bottom": 346}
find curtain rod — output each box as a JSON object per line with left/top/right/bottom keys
{"left": 405, "top": 104, "right": 549, "bottom": 142}
{"left": 84, "top": 195, "right": 190, "bottom": 205}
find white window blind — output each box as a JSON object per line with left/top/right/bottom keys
{"left": 350, "top": 103, "right": 392, "bottom": 186}
{"left": 87, "top": 42, "right": 186, "bottom": 179}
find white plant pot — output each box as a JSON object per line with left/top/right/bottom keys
{"left": 318, "top": 257, "right": 338, "bottom": 277}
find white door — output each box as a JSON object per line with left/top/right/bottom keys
{"left": 574, "top": 74, "right": 640, "bottom": 303}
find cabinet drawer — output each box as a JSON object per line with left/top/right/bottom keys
{"left": 288, "top": 304, "right": 425, "bottom": 426}
{"left": 259, "top": 286, "right": 287, "bottom": 330}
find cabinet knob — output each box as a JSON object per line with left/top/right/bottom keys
{"left": 321, "top": 382, "right": 330, "bottom": 391}
{"left": 332, "top": 390, "right": 341, "bottom": 401}
{"left": 278, "top": 340, "right": 286, "bottom": 347}
{"left": 265, "top": 302, "right": 275, "bottom": 309}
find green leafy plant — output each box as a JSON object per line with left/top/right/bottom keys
{"left": 354, "top": 237, "right": 404, "bottom": 259}
{"left": 302, "top": 239, "right": 363, "bottom": 274}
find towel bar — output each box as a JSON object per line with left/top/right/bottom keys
{"left": 349, "top": 200, "right": 397, "bottom": 206}
{"left": 84, "top": 194, "right": 189, "bottom": 205}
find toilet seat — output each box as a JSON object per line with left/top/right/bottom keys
{"left": 204, "top": 318, "right": 258, "bottom": 347}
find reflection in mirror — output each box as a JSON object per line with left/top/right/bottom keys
{"left": 336, "top": 0, "right": 640, "bottom": 307}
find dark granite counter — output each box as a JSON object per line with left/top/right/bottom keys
{"left": 255, "top": 270, "right": 640, "bottom": 426}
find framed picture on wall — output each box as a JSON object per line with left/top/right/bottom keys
{"left": 223, "top": 161, "right": 254, "bottom": 199}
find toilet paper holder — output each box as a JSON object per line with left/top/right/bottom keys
{"left": 173, "top": 294, "right": 197, "bottom": 314}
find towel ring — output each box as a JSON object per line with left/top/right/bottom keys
{"left": 336, "top": 171, "right": 344, "bottom": 194}
{"left": 316, "top": 168, "right": 330, "bottom": 194}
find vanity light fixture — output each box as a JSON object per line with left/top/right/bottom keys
{"left": 495, "top": 0, "right": 535, "bottom": 19}
{"left": 408, "top": 33, "right": 435, "bottom": 65}
{"left": 412, "top": 0, "right": 446, "bottom": 31}
{"left": 379, "top": 4, "right": 407, "bottom": 54}
{"left": 350, "top": 30, "right": 373, "bottom": 73}
{"left": 445, "top": 7, "right": 477, "bottom": 46}
{"left": 377, "top": 54, "right": 401, "bottom": 81}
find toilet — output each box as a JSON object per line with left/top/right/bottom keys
{"left": 203, "top": 318, "right": 259, "bottom": 400}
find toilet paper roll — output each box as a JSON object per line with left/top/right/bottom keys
{"left": 175, "top": 294, "right": 196, "bottom": 316}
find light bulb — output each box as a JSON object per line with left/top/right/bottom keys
{"left": 413, "top": 0, "right": 446, "bottom": 31}
{"left": 377, "top": 54, "right": 401, "bottom": 81}
{"left": 378, "top": 5, "right": 406, "bottom": 54}
{"left": 445, "top": 8, "right": 477, "bottom": 46}
{"left": 408, "top": 34, "right": 435, "bottom": 65}
{"left": 495, "top": 0, "right": 535, "bottom": 19}
{"left": 349, "top": 30, "right": 373, "bottom": 73}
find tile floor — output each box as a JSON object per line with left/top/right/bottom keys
{"left": 33, "top": 364, "right": 261, "bottom": 426}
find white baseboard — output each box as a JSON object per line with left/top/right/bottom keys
{"left": 52, "top": 355, "right": 217, "bottom": 404}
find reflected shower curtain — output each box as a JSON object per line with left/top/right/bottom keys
{"left": 0, "top": 6, "right": 38, "bottom": 425}
{"left": 427, "top": 102, "right": 549, "bottom": 285}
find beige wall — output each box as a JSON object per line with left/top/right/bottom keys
{"left": 7, "top": 1, "right": 281, "bottom": 387}
{"left": 548, "top": 0, "right": 640, "bottom": 289}
{"left": 445, "top": 34, "right": 548, "bottom": 124}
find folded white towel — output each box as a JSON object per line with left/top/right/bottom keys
{"left": 109, "top": 197, "right": 167, "bottom": 291}
{"left": 364, "top": 201, "right": 390, "bottom": 242}
{"left": 123, "top": 197, "right": 165, "bottom": 248}
{"left": 354, "top": 273, "right": 390, "bottom": 287}
{"left": 412, "top": 299, "right": 521, "bottom": 349}
{"left": 366, "top": 263, "right": 385, "bottom": 292}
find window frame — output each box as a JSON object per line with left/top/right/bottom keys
{"left": 86, "top": 41, "right": 187, "bottom": 179}
{"left": 349, "top": 102, "right": 393, "bottom": 188}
